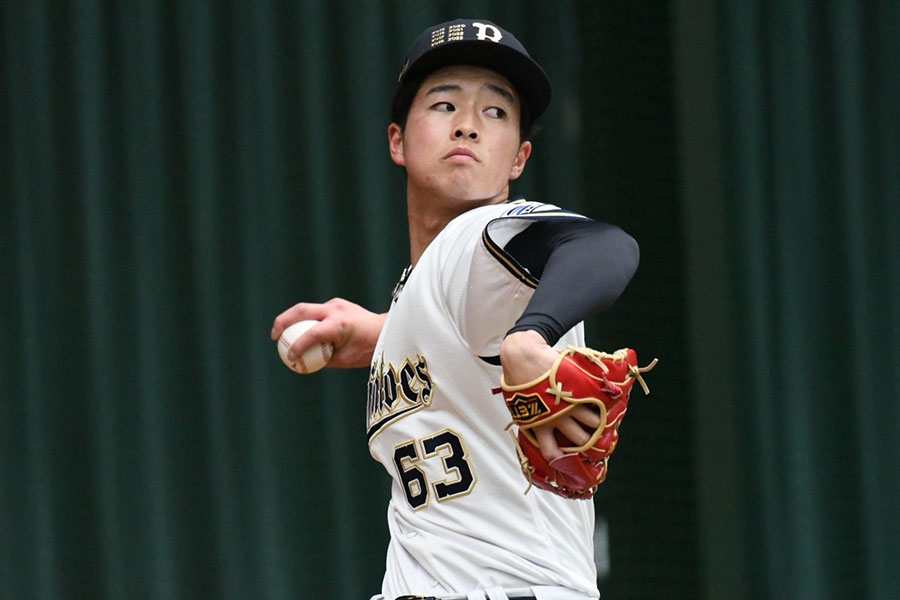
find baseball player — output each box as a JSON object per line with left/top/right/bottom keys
{"left": 272, "top": 19, "right": 641, "bottom": 600}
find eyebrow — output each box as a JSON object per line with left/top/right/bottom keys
{"left": 424, "top": 82, "right": 517, "bottom": 105}
{"left": 486, "top": 83, "right": 516, "bottom": 105}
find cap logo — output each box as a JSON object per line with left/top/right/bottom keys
{"left": 448, "top": 23, "right": 465, "bottom": 41}
{"left": 429, "top": 22, "right": 503, "bottom": 47}
{"left": 472, "top": 22, "right": 503, "bottom": 43}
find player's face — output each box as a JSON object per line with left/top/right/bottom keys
{"left": 389, "top": 65, "right": 532, "bottom": 209}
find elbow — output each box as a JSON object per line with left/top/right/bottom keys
{"left": 593, "top": 227, "right": 640, "bottom": 312}
{"left": 614, "top": 227, "right": 640, "bottom": 281}
{"left": 611, "top": 229, "right": 640, "bottom": 304}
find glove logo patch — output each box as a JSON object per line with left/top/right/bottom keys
{"left": 505, "top": 392, "right": 550, "bottom": 424}
{"left": 500, "top": 346, "right": 658, "bottom": 500}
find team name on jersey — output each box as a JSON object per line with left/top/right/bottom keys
{"left": 367, "top": 353, "right": 434, "bottom": 440}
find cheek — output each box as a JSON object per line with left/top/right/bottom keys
{"left": 406, "top": 116, "right": 443, "bottom": 146}
{"left": 401, "top": 138, "right": 432, "bottom": 171}
{"left": 493, "top": 136, "right": 524, "bottom": 170}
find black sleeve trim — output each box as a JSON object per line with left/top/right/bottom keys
{"left": 478, "top": 355, "right": 502, "bottom": 366}
{"left": 482, "top": 227, "right": 539, "bottom": 289}
{"left": 482, "top": 212, "right": 593, "bottom": 290}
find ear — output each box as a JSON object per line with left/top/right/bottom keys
{"left": 388, "top": 123, "right": 405, "bottom": 167}
{"left": 509, "top": 140, "right": 532, "bottom": 181}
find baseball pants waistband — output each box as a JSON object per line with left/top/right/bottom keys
{"left": 395, "top": 596, "right": 533, "bottom": 600}
{"left": 394, "top": 589, "right": 538, "bottom": 600}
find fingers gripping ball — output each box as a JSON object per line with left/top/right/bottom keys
{"left": 277, "top": 320, "right": 334, "bottom": 374}
{"left": 500, "top": 347, "right": 658, "bottom": 500}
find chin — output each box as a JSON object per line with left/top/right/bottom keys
{"left": 444, "top": 181, "right": 508, "bottom": 204}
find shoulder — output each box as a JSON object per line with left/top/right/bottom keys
{"left": 447, "top": 199, "right": 588, "bottom": 230}
{"left": 483, "top": 199, "right": 590, "bottom": 248}
{"left": 493, "top": 198, "right": 589, "bottom": 222}
{"left": 432, "top": 199, "right": 593, "bottom": 261}
{"left": 441, "top": 199, "right": 590, "bottom": 239}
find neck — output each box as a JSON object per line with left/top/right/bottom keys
{"left": 405, "top": 183, "right": 509, "bottom": 266}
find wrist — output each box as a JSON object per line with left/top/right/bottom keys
{"left": 500, "top": 330, "right": 558, "bottom": 386}
{"left": 501, "top": 329, "right": 548, "bottom": 358}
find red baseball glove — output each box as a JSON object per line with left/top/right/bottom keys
{"left": 501, "top": 347, "right": 657, "bottom": 500}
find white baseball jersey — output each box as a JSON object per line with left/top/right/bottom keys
{"left": 366, "top": 201, "right": 601, "bottom": 599}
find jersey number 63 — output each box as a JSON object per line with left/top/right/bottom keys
{"left": 392, "top": 430, "right": 477, "bottom": 509}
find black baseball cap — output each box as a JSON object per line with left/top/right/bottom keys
{"left": 393, "top": 18, "right": 552, "bottom": 122}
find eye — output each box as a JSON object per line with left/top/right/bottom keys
{"left": 485, "top": 106, "right": 507, "bottom": 119}
{"left": 432, "top": 101, "right": 455, "bottom": 112}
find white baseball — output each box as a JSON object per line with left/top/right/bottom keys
{"left": 277, "top": 320, "right": 333, "bottom": 374}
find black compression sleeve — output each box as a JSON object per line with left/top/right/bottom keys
{"left": 504, "top": 219, "right": 639, "bottom": 345}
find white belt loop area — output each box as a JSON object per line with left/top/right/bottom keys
{"left": 466, "top": 589, "right": 514, "bottom": 600}
{"left": 486, "top": 587, "right": 510, "bottom": 600}
{"left": 391, "top": 587, "right": 544, "bottom": 600}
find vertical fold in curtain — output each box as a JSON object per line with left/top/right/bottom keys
{"left": 718, "top": 0, "right": 900, "bottom": 597}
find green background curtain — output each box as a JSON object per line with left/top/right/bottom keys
{"left": 2, "top": 1, "right": 897, "bottom": 599}
{"left": 676, "top": 0, "right": 899, "bottom": 598}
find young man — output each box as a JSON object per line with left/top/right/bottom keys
{"left": 272, "top": 19, "right": 639, "bottom": 600}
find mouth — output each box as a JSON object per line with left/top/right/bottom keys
{"left": 444, "top": 147, "right": 479, "bottom": 162}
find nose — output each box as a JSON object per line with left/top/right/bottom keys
{"left": 453, "top": 107, "right": 479, "bottom": 141}
{"left": 454, "top": 128, "right": 478, "bottom": 141}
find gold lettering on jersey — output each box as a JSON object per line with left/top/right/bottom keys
{"left": 505, "top": 392, "right": 550, "bottom": 424}
{"left": 367, "top": 354, "right": 434, "bottom": 439}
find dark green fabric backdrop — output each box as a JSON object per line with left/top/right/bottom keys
{"left": 676, "top": 1, "right": 900, "bottom": 598}
{"left": 2, "top": 1, "right": 898, "bottom": 599}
